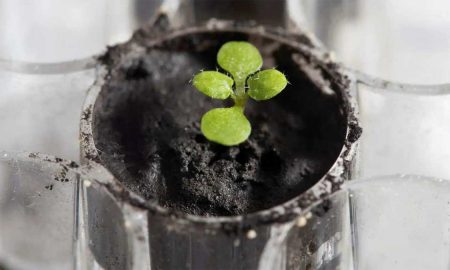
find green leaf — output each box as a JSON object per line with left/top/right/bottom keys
{"left": 247, "top": 69, "right": 288, "bottom": 101}
{"left": 217, "top": 41, "right": 263, "bottom": 81}
{"left": 201, "top": 107, "right": 251, "bottom": 146}
{"left": 193, "top": 71, "right": 234, "bottom": 99}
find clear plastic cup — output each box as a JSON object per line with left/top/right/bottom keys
{"left": 303, "top": 174, "right": 450, "bottom": 270}
{"left": 296, "top": 0, "right": 450, "bottom": 84}
{"left": 0, "top": 152, "right": 79, "bottom": 270}
{"left": 0, "top": 0, "right": 162, "bottom": 63}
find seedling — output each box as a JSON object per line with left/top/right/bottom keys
{"left": 192, "top": 41, "right": 288, "bottom": 146}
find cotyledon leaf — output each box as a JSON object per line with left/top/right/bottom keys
{"left": 201, "top": 107, "right": 251, "bottom": 146}
{"left": 247, "top": 69, "right": 288, "bottom": 101}
{"left": 193, "top": 71, "right": 234, "bottom": 99}
{"left": 217, "top": 41, "right": 263, "bottom": 81}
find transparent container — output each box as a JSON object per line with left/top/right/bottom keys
{"left": 75, "top": 162, "right": 354, "bottom": 270}
{"left": 297, "top": 0, "right": 450, "bottom": 84}
{"left": 0, "top": 0, "right": 162, "bottom": 63}
{"left": 0, "top": 152, "right": 79, "bottom": 270}
{"left": 0, "top": 62, "right": 95, "bottom": 162}
{"left": 305, "top": 174, "right": 450, "bottom": 270}
{"left": 355, "top": 75, "right": 450, "bottom": 179}
{"left": 77, "top": 15, "right": 360, "bottom": 270}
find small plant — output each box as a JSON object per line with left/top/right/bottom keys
{"left": 192, "top": 41, "right": 288, "bottom": 146}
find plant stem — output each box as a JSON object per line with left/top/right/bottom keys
{"left": 233, "top": 79, "right": 248, "bottom": 109}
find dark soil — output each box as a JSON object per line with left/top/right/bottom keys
{"left": 93, "top": 30, "right": 347, "bottom": 217}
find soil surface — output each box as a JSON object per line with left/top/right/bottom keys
{"left": 93, "top": 30, "right": 347, "bottom": 216}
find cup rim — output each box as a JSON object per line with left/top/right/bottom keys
{"left": 0, "top": 57, "right": 97, "bottom": 74}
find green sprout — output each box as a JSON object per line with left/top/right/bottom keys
{"left": 192, "top": 41, "right": 288, "bottom": 146}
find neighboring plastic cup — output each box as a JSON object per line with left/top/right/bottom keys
{"left": 0, "top": 152, "right": 79, "bottom": 270}
{"left": 295, "top": 0, "right": 450, "bottom": 84}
